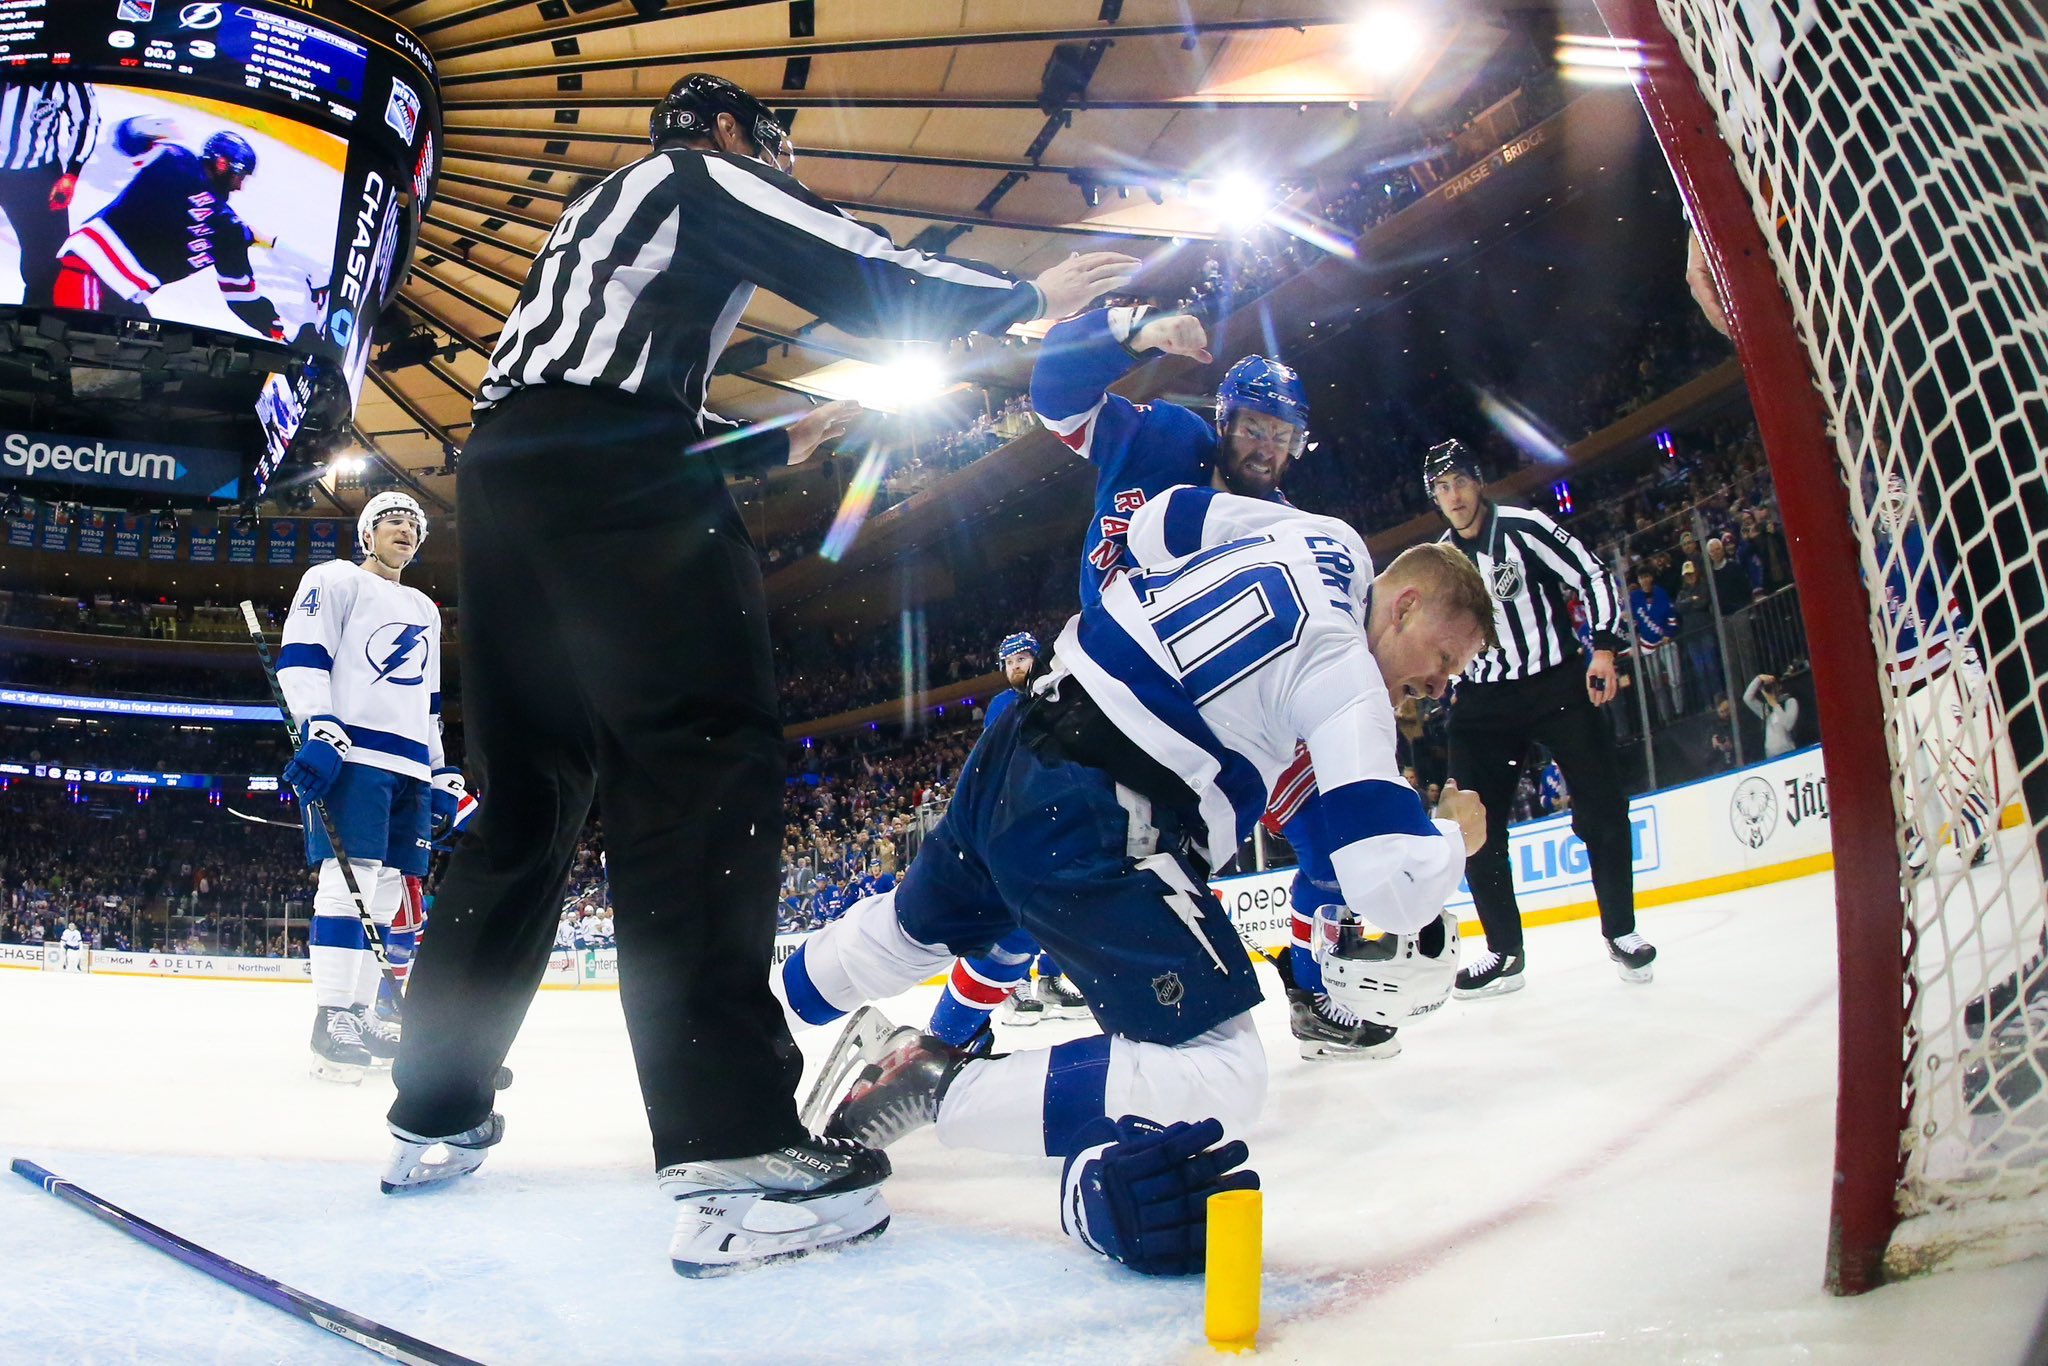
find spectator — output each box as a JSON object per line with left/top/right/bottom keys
{"left": 1742, "top": 673, "right": 1801, "bottom": 758}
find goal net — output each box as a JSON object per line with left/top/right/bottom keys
{"left": 1593, "top": 0, "right": 2048, "bottom": 1292}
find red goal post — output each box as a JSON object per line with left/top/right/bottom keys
{"left": 1591, "top": 0, "right": 2048, "bottom": 1295}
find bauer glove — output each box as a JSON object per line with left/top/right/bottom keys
{"left": 1059, "top": 1115, "right": 1258, "bottom": 1276}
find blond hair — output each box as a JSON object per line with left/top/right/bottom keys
{"left": 1380, "top": 543, "right": 1499, "bottom": 651}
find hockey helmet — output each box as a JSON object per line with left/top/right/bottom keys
{"left": 1311, "top": 904, "right": 1460, "bottom": 1028}
{"left": 1876, "top": 471, "right": 1913, "bottom": 534}
{"left": 650, "top": 74, "right": 793, "bottom": 170}
{"left": 996, "top": 631, "right": 1039, "bottom": 663}
{"left": 113, "top": 115, "right": 179, "bottom": 158}
{"left": 1422, "top": 437, "right": 1483, "bottom": 496}
{"left": 1216, "top": 355, "right": 1309, "bottom": 457}
{"left": 203, "top": 131, "right": 257, "bottom": 177}
{"left": 358, "top": 491, "right": 427, "bottom": 555}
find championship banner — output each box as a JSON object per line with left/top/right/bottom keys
{"left": 306, "top": 519, "right": 342, "bottom": 565}
{"left": 265, "top": 519, "right": 300, "bottom": 566}
{"left": 75, "top": 510, "right": 110, "bottom": 557}
{"left": 188, "top": 527, "right": 221, "bottom": 564}
{"left": 148, "top": 519, "right": 179, "bottom": 561}
{"left": 4, "top": 500, "right": 34, "bottom": 549}
{"left": 37, "top": 506, "right": 72, "bottom": 553}
{"left": 227, "top": 523, "right": 260, "bottom": 565}
{"left": 111, "top": 512, "right": 146, "bottom": 559}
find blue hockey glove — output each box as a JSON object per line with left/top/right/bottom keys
{"left": 430, "top": 768, "right": 477, "bottom": 849}
{"left": 1059, "top": 1115, "right": 1259, "bottom": 1276}
{"left": 283, "top": 717, "right": 349, "bottom": 803}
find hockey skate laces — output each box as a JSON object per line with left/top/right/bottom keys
{"left": 1465, "top": 949, "right": 1502, "bottom": 976}
{"left": 1611, "top": 934, "right": 1649, "bottom": 953}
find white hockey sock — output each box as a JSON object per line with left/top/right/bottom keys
{"left": 776, "top": 888, "right": 951, "bottom": 1027}
{"left": 351, "top": 866, "right": 404, "bottom": 1007}
{"left": 936, "top": 1015, "right": 1268, "bottom": 1158}
{"left": 310, "top": 858, "right": 383, "bottom": 1010}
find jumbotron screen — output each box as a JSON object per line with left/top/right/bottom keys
{"left": 0, "top": 0, "right": 438, "bottom": 508}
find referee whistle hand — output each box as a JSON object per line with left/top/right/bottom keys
{"left": 787, "top": 399, "right": 861, "bottom": 466}
{"left": 1436, "top": 782, "right": 1487, "bottom": 857}
{"left": 1585, "top": 650, "right": 1618, "bottom": 706}
{"left": 1032, "top": 252, "right": 1142, "bottom": 322}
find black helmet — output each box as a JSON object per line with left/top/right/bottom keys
{"left": 1421, "top": 438, "right": 1483, "bottom": 496}
{"left": 202, "top": 130, "right": 257, "bottom": 176}
{"left": 650, "top": 74, "right": 792, "bottom": 168}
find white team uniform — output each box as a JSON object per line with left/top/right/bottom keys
{"left": 279, "top": 559, "right": 447, "bottom": 1013}
{"left": 60, "top": 925, "right": 84, "bottom": 971}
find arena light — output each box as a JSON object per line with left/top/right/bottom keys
{"left": 785, "top": 355, "right": 955, "bottom": 414}
{"left": 1556, "top": 33, "right": 1647, "bottom": 86}
{"left": 1345, "top": 5, "right": 1429, "bottom": 82}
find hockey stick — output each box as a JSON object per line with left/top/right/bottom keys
{"left": 227, "top": 807, "right": 303, "bottom": 830}
{"left": 238, "top": 601, "right": 405, "bottom": 1014}
{"left": 11, "top": 1158, "right": 482, "bottom": 1366}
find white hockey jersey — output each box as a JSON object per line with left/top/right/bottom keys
{"left": 278, "top": 560, "right": 446, "bottom": 782}
{"left": 1049, "top": 485, "right": 1466, "bottom": 934}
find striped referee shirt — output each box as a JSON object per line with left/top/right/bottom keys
{"left": 0, "top": 82, "right": 99, "bottom": 175}
{"left": 1440, "top": 503, "right": 1625, "bottom": 684}
{"left": 478, "top": 147, "right": 1043, "bottom": 444}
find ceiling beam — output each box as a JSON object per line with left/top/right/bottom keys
{"left": 436, "top": 168, "right": 571, "bottom": 207}
{"left": 392, "top": 295, "right": 495, "bottom": 357}
{"left": 445, "top": 123, "right": 1086, "bottom": 178}
{"left": 445, "top": 93, "right": 1378, "bottom": 113}
{"left": 432, "top": 192, "right": 559, "bottom": 234}
{"left": 423, "top": 0, "right": 783, "bottom": 42}
{"left": 366, "top": 370, "right": 470, "bottom": 465}
{"left": 440, "top": 17, "right": 1344, "bottom": 87}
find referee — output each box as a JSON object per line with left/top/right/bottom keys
{"left": 1425, "top": 439, "right": 1657, "bottom": 996}
{"left": 0, "top": 81, "right": 99, "bottom": 307}
{"left": 386, "top": 73, "right": 1134, "bottom": 1275}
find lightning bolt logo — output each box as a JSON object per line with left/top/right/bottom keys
{"left": 1137, "top": 853, "right": 1230, "bottom": 974}
{"left": 369, "top": 623, "right": 428, "bottom": 684}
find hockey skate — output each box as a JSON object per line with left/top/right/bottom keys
{"left": 357, "top": 1005, "right": 400, "bottom": 1066}
{"left": 1607, "top": 933, "right": 1657, "bottom": 985}
{"left": 799, "top": 1006, "right": 898, "bottom": 1133}
{"left": 999, "top": 983, "right": 1045, "bottom": 1027}
{"left": 823, "top": 1026, "right": 984, "bottom": 1148}
{"left": 1965, "top": 932, "right": 2048, "bottom": 1040}
{"left": 1289, "top": 993, "right": 1400, "bottom": 1061}
{"left": 1454, "top": 949, "right": 1526, "bottom": 999}
{"left": 381, "top": 1112, "right": 506, "bottom": 1193}
{"left": 310, "top": 1005, "right": 372, "bottom": 1084}
{"left": 658, "top": 1134, "right": 890, "bottom": 1277}
{"left": 1034, "top": 971, "right": 1093, "bottom": 1021}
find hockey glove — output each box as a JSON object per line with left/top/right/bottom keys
{"left": 431, "top": 768, "right": 478, "bottom": 850}
{"left": 283, "top": 717, "right": 350, "bottom": 803}
{"left": 1059, "top": 1115, "right": 1259, "bottom": 1276}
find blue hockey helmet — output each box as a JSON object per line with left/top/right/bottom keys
{"left": 202, "top": 131, "right": 257, "bottom": 177}
{"left": 997, "top": 631, "right": 1039, "bottom": 663}
{"left": 112, "top": 115, "right": 179, "bottom": 157}
{"left": 1216, "top": 355, "right": 1310, "bottom": 455}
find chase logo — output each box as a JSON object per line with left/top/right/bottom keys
{"left": 366, "top": 623, "right": 429, "bottom": 686}
{"left": 328, "top": 307, "right": 355, "bottom": 347}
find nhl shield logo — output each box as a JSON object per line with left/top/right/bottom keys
{"left": 1152, "top": 972, "right": 1184, "bottom": 1007}
{"left": 1489, "top": 561, "right": 1522, "bottom": 600}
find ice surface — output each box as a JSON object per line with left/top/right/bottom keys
{"left": 4, "top": 873, "right": 2047, "bottom": 1363}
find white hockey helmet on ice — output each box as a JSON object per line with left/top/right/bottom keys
{"left": 358, "top": 491, "right": 427, "bottom": 555}
{"left": 1311, "top": 904, "right": 1460, "bottom": 1028}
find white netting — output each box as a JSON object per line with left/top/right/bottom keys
{"left": 1645, "top": 0, "right": 2048, "bottom": 1272}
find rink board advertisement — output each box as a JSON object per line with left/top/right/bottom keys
{"left": 0, "top": 750, "right": 1844, "bottom": 984}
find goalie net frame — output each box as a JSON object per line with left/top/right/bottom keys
{"left": 1591, "top": 0, "right": 2048, "bottom": 1295}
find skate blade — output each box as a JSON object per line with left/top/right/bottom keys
{"left": 309, "top": 1057, "right": 367, "bottom": 1085}
{"left": 799, "top": 1006, "right": 897, "bottom": 1133}
{"left": 1040, "top": 1005, "right": 1094, "bottom": 1021}
{"left": 999, "top": 1009, "right": 1042, "bottom": 1027}
{"left": 1453, "top": 975, "right": 1527, "bottom": 1001}
{"left": 1616, "top": 963, "right": 1655, "bottom": 985}
{"left": 380, "top": 1140, "right": 493, "bottom": 1194}
{"left": 670, "top": 1189, "right": 890, "bottom": 1278}
{"left": 1297, "top": 1038, "right": 1402, "bottom": 1062}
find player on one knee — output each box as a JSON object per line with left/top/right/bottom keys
{"left": 279, "top": 492, "right": 474, "bottom": 1083}
{"left": 1033, "top": 305, "right": 1391, "bottom": 1056}
{"left": 778, "top": 490, "right": 1491, "bottom": 1274}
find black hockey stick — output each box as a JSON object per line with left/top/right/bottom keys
{"left": 11, "top": 1158, "right": 482, "bottom": 1366}
{"left": 238, "top": 601, "right": 405, "bottom": 1015}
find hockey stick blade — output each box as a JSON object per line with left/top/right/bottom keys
{"left": 10, "top": 1158, "right": 482, "bottom": 1365}
{"left": 798, "top": 1006, "right": 897, "bottom": 1133}
{"left": 227, "top": 807, "right": 302, "bottom": 830}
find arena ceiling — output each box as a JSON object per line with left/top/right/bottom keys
{"left": 346, "top": 0, "right": 1578, "bottom": 519}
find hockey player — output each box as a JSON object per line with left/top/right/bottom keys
{"left": 1033, "top": 305, "right": 1396, "bottom": 1059}
{"left": 1875, "top": 474, "right": 1999, "bottom": 873}
{"left": 54, "top": 128, "right": 294, "bottom": 340}
{"left": 926, "top": 631, "right": 1090, "bottom": 1045}
{"left": 779, "top": 488, "right": 1492, "bottom": 1274}
{"left": 59, "top": 921, "right": 84, "bottom": 972}
{"left": 279, "top": 492, "right": 471, "bottom": 1082}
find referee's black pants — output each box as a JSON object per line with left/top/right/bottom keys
{"left": 0, "top": 163, "right": 68, "bottom": 306}
{"left": 390, "top": 386, "right": 807, "bottom": 1168}
{"left": 1447, "top": 661, "right": 1638, "bottom": 955}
